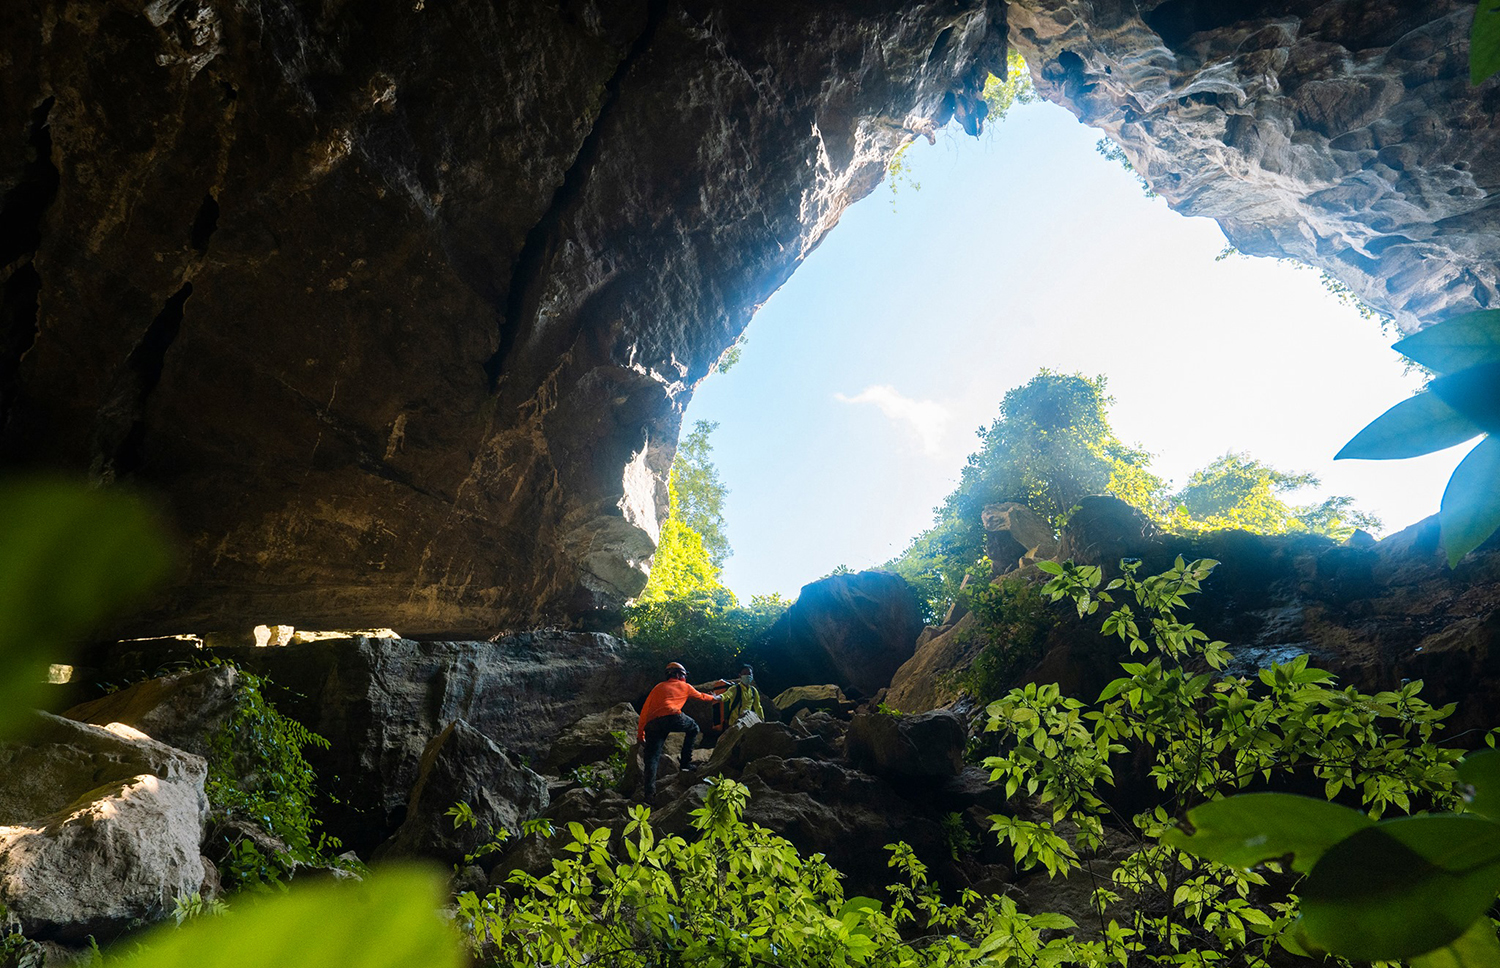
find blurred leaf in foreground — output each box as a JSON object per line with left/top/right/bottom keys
{"left": 106, "top": 867, "right": 463, "bottom": 968}
{"left": 0, "top": 478, "right": 174, "bottom": 739}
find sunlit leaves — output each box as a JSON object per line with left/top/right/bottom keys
{"left": 1340, "top": 309, "right": 1500, "bottom": 565}
{"left": 1335, "top": 391, "right": 1483, "bottom": 460}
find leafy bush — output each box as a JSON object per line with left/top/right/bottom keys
{"left": 956, "top": 563, "right": 1054, "bottom": 704}
{"left": 623, "top": 592, "right": 790, "bottom": 672}
{"left": 455, "top": 777, "right": 1094, "bottom": 967}
{"left": 201, "top": 665, "right": 345, "bottom": 890}
{"left": 567, "top": 730, "right": 633, "bottom": 788}
{"left": 977, "top": 556, "right": 1468, "bottom": 966}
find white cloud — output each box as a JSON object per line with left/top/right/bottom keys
{"left": 835, "top": 384, "right": 952, "bottom": 456}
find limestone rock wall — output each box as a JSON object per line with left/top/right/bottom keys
{"left": 1009, "top": 1, "right": 1500, "bottom": 330}
{"left": 1, "top": 0, "right": 1002, "bottom": 634}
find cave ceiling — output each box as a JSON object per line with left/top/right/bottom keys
{"left": 0, "top": 0, "right": 1493, "bottom": 636}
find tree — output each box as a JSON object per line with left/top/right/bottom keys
{"left": 886, "top": 371, "right": 1161, "bottom": 618}
{"left": 637, "top": 421, "right": 731, "bottom": 603}
{"left": 1168, "top": 451, "right": 1381, "bottom": 539}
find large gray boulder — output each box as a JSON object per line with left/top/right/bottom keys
{"left": 845, "top": 708, "right": 966, "bottom": 781}
{"left": 0, "top": 713, "right": 209, "bottom": 942}
{"left": 748, "top": 572, "right": 925, "bottom": 698}
{"left": 63, "top": 665, "right": 244, "bottom": 758}
{"left": 375, "top": 719, "right": 548, "bottom": 867}
{"left": 983, "top": 503, "right": 1059, "bottom": 574}
{"left": 539, "top": 703, "right": 638, "bottom": 777}
{"left": 195, "top": 630, "right": 650, "bottom": 854}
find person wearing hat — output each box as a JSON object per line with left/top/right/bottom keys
{"left": 636, "top": 661, "right": 724, "bottom": 801}
{"left": 710, "top": 663, "right": 763, "bottom": 737}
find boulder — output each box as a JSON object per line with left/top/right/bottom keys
{"left": 845, "top": 708, "right": 965, "bottom": 781}
{"left": 982, "top": 503, "right": 1059, "bottom": 574}
{"left": 191, "top": 630, "right": 650, "bottom": 854}
{"left": 539, "top": 703, "right": 638, "bottom": 777}
{"left": 0, "top": 713, "right": 208, "bottom": 943}
{"left": 1054, "top": 496, "right": 1162, "bottom": 572}
{"left": 375, "top": 720, "right": 548, "bottom": 867}
{"left": 885, "top": 613, "right": 985, "bottom": 713}
{"left": 747, "top": 572, "right": 924, "bottom": 698}
{"left": 771, "top": 685, "right": 856, "bottom": 720}
{"left": 704, "top": 717, "right": 835, "bottom": 776}
{"left": 63, "top": 665, "right": 244, "bottom": 758}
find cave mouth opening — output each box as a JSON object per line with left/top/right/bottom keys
{"left": 675, "top": 94, "right": 1469, "bottom": 605}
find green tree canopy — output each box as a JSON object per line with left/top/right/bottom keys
{"left": 637, "top": 421, "right": 732, "bottom": 605}
{"left": 886, "top": 370, "right": 1380, "bottom": 620}
{"left": 888, "top": 371, "right": 1159, "bottom": 618}
{"left": 1168, "top": 451, "right": 1381, "bottom": 537}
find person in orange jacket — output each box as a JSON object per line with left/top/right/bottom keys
{"left": 636, "top": 661, "right": 724, "bottom": 801}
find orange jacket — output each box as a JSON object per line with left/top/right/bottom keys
{"left": 637, "top": 679, "right": 719, "bottom": 740}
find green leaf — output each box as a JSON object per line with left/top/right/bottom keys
{"left": 1441, "top": 436, "right": 1500, "bottom": 567}
{"left": 1411, "top": 918, "right": 1500, "bottom": 968}
{"left": 1431, "top": 364, "right": 1500, "bottom": 437}
{"left": 1335, "top": 392, "right": 1483, "bottom": 461}
{"left": 1474, "top": 0, "right": 1500, "bottom": 86}
{"left": 1460, "top": 750, "right": 1500, "bottom": 822}
{"left": 1162, "top": 793, "right": 1373, "bottom": 873}
{"left": 0, "top": 480, "right": 174, "bottom": 741}
{"left": 1396, "top": 311, "right": 1500, "bottom": 375}
{"left": 1036, "top": 560, "right": 1065, "bottom": 575}
{"left": 106, "top": 867, "right": 463, "bottom": 968}
{"left": 1299, "top": 815, "right": 1500, "bottom": 960}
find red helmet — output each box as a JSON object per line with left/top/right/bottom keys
{"left": 666, "top": 661, "right": 687, "bottom": 679}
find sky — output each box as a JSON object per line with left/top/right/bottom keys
{"left": 683, "top": 99, "right": 1474, "bottom": 601}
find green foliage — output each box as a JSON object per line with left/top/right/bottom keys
{"left": 982, "top": 50, "right": 1038, "bottom": 127}
{"left": 170, "top": 893, "right": 228, "bottom": 926}
{"left": 105, "top": 868, "right": 463, "bottom": 968}
{"left": 626, "top": 421, "right": 787, "bottom": 667}
{"left": 202, "top": 665, "right": 342, "bottom": 891}
{"left": 940, "top": 812, "right": 977, "bottom": 861}
{"left": 1170, "top": 751, "right": 1500, "bottom": 964}
{"left": 1338, "top": 308, "right": 1500, "bottom": 565}
{"left": 0, "top": 479, "right": 174, "bottom": 738}
{"left": 1473, "top": 1, "right": 1500, "bottom": 85}
{"left": 958, "top": 568, "right": 1054, "bottom": 704}
{"left": 638, "top": 420, "right": 732, "bottom": 605}
{"left": 978, "top": 556, "right": 1467, "bottom": 966}
{"left": 1094, "top": 137, "right": 1156, "bottom": 198}
{"left": 455, "top": 777, "right": 1104, "bottom": 967}
{"left": 886, "top": 370, "right": 1161, "bottom": 618}
{"left": 0, "top": 927, "right": 45, "bottom": 968}
{"left": 567, "top": 729, "right": 633, "bottom": 788}
{"left": 889, "top": 370, "right": 1381, "bottom": 619}
{"left": 623, "top": 592, "right": 790, "bottom": 672}
{"left": 1166, "top": 451, "right": 1381, "bottom": 539}
{"left": 1216, "top": 245, "right": 1392, "bottom": 325}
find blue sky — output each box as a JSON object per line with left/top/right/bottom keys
{"left": 684, "top": 99, "right": 1472, "bottom": 600}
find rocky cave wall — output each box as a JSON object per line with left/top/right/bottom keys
{"left": 3, "top": 0, "right": 1498, "bottom": 636}
{"left": 0, "top": 0, "right": 1002, "bottom": 635}
{"left": 1008, "top": 0, "right": 1499, "bottom": 330}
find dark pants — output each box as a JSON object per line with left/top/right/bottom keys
{"left": 642, "top": 712, "right": 699, "bottom": 797}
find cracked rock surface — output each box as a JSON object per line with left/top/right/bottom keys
{"left": 1009, "top": 0, "right": 1500, "bottom": 330}
{"left": 0, "top": 0, "right": 1001, "bottom": 634}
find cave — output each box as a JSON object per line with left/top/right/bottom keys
{"left": 2, "top": 0, "right": 1495, "bottom": 639}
